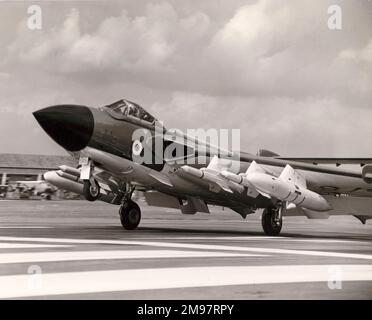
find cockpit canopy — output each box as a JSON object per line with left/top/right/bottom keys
{"left": 104, "top": 99, "right": 156, "bottom": 124}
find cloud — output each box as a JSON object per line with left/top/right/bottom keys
{"left": 7, "top": 3, "right": 210, "bottom": 75}
{"left": 5, "top": 1, "right": 371, "bottom": 102}
{"left": 203, "top": 0, "right": 372, "bottom": 103}
{"left": 0, "top": 0, "right": 371, "bottom": 156}
{"left": 338, "top": 38, "right": 372, "bottom": 64}
{"left": 152, "top": 91, "right": 372, "bottom": 157}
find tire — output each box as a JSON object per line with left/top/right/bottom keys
{"left": 262, "top": 207, "right": 282, "bottom": 236}
{"left": 119, "top": 201, "right": 141, "bottom": 230}
{"left": 83, "top": 180, "right": 100, "bottom": 202}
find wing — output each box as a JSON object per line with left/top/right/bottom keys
{"left": 237, "top": 152, "right": 367, "bottom": 180}
{"left": 276, "top": 157, "right": 372, "bottom": 166}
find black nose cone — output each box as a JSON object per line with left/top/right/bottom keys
{"left": 33, "top": 105, "right": 94, "bottom": 152}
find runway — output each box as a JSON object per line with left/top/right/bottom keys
{"left": 0, "top": 200, "right": 371, "bottom": 299}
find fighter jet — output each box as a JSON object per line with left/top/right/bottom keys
{"left": 33, "top": 99, "right": 372, "bottom": 235}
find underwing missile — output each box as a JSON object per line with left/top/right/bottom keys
{"left": 222, "top": 162, "right": 332, "bottom": 212}
{"left": 245, "top": 172, "right": 332, "bottom": 212}
{"left": 180, "top": 165, "right": 244, "bottom": 193}
{"left": 59, "top": 165, "right": 81, "bottom": 177}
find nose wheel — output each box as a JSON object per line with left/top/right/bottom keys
{"left": 83, "top": 179, "right": 100, "bottom": 201}
{"left": 119, "top": 200, "right": 141, "bottom": 230}
{"left": 261, "top": 205, "right": 282, "bottom": 236}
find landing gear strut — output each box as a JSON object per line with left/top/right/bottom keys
{"left": 80, "top": 158, "right": 100, "bottom": 202}
{"left": 119, "top": 184, "right": 141, "bottom": 230}
{"left": 261, "top": 205, "right": 283, "bottom": 236}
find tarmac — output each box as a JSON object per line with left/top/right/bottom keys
{"left": 0, "top": 200, "right": 371, "bottom": 299}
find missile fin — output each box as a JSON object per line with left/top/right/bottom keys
{"left": 215, "top": 181, "right": 234, "bottom": 193}
{"left": 207, "top": 155, "right": 232, "bottom": 171}
{"left": 256, "top": 189, "right": 272, "bottom": 199}
{"left": 279, "top": 164, "right": 307, "bottom": 188}
{"left": 286, "top": 202, "right": 296, "bottom": 210}
{"left": 246, "top": 160, "right": 266, "bottom": 175}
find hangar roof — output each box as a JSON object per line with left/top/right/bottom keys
{"left": 0, "top": 154, "right": 77, "bottom": 170}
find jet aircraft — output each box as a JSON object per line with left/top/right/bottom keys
{"left": 33, "top": 99, "right": 372, "bottom": 235}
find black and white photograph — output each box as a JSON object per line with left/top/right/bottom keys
{"left": 0, "top": 0, "right": 371, "bottom": 304}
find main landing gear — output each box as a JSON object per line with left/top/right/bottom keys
{"left": 261, "top": 205, "right": 283, "bottom": 236}
{"left": 118, "top": 184, "right": 141, "bottom": 230}
{"left": 119, "top": 200, "right": 141, "bottom": 230}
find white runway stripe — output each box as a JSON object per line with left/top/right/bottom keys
{"left": 0, "top": 264, "right": 371, "bottom": 299}
{"left": 0, "top": 235, "right": 365, "bottom": 244}
{"left": 122, "top": 236, "right": 366, "bottom": 244}
{"left": 141, "top": 236, "right": 286, "bottom": 240}
{"left": 0, "top": 243, "right": 71, "bottom": 249}
{"left": 0, "top": 226, "right": 52, "bottom": 229}
{"left": 0, "top": 250, "right": 263, "bottom": 264}
{"left": 0, "top": 236, "right": 371, "bottom": 260}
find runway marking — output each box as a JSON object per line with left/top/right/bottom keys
{"left": 0, "top": 264, "right": 371, "bottom": 299}
{"left": 141, "top": 236, "right": 286, "bottom": 240}
{"left": 0, "top": 236, "right": 371, "bottom": 260}
{"left": 0, "top": 243, "right": 72, "bottom": 249}
{"left": 0, "top": 226, "right": 52, "bottom": 229}
{"left": 116, "top": 236, "right": 368, "bottom": 244}
{"left": 0, "top": 250, "right": 263, "bottom": 264}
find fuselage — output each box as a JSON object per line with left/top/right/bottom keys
{"left": 33, "top": 100, "right": 372, "bottom": 214}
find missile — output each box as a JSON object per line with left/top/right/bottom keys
{"left": 181, "top": 165, "right": 204, "bottom": 179}
{"left": 57, "top": 171, "right": 79, "bottom": 182}
{"left": 59, "top": 165, "right": 81, "bottom": 177}
{"left": 44, "top": 170, "right": 115, "bottom": 204}
{"left": 245, "top": 172, "right": 332, "bottom": 212}
{"left": 44, "top": 170, "right": 84, "bottom": 195}
{"left": 221, "top": 162, "right": 332, "bottom": 212}
{"left": 220, "top": 171, "right": 250, "bottom": 187}
{"left": 181, "top": 165, "right": 244, "bottom": 193}
{"left": 220, "top": 170, "right": 260, "bottom": 198}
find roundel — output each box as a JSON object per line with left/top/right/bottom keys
{"left": 132, "top": 140, "right": 144, "bottom": 156}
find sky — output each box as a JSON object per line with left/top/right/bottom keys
{"left": 0, "top": 0, "right": 371, "bottom": 157}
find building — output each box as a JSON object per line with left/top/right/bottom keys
{"left": 0, "top": 153, "right": 77, "bottom": 185}
{"left": 0, "top": 154, "right": 79, "bottom": 199}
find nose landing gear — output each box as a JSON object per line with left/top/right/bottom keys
{"left": 83, "top": 179, "right": 100, "bottom": 201}
{"left": 80, "top": 157, "right": 101, "bottom": 202}
{"left": 261, "top": 205, "right": 283, "bottom": 236}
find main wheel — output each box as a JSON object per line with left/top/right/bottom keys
{"left": 262, "top": 206, "right": 282, "bottom": 236}
{"left": 119, "top": 201, "right": 141, "bottom": 230}
{"left": 83, "top": 180, "right": 100, "bottom": 202}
